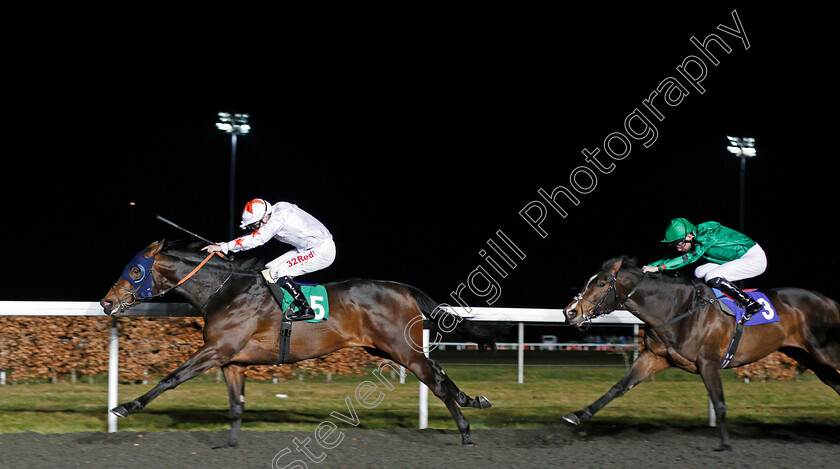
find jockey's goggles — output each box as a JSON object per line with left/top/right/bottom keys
{"left": 244, "top": 220, "right": 265, "bottom": 231}
{"left": 669, "top": 238, "right": 692, "bottom": 247}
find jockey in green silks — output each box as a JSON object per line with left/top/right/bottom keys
{"left": 642, "top": 218, "right": 767, "bottom": 322}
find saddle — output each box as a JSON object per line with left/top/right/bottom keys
{"left": 717, "top": 287, "right": 779, "bottom": 369}
{"left": 712, "top": 288, "right": 779, "bottom": 325}
{"left": 261, "top": 272, "right": 330, "bottom": 364}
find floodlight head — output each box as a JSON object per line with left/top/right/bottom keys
{"left": 725, "top": 136, "right": 756, "bottom": 158}
{"left": 216, "top": 112, "right": 250, "bottom": 134}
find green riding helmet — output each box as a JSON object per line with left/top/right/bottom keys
{"left": 661, "top": 218, "right": 695, "bottom": 243}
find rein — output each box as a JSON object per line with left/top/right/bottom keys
{"left": 650, "top": 281, "right": 718, "bottom": 329}
{"left": 575, "top": 271, "right": 646, "bottom": 327}
{"left": 147, "top": 251, "right": 226, "bottom": 300}
{"left": 576, "top": 271, "right": 717, "bottom": 330}
{"left": 175, "top": 251, "right": 224, "bottom": 288}
{"left": 110, "top": 251, "right": 227, "bottom": 311}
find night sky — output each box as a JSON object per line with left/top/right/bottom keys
{"left": 3, "top": 4, "right": 838, "bottom": 309}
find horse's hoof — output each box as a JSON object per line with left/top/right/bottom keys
{"left": 110, "top": 406, "right": 129, "bottom": 418}
{"left": 477, "top": 396, "right": 492, "bottom": 409}
{"left": 562, "top": 412, "right": 581, "bottom": 426}
{"left": 461, "top": 436, "right": 474, "bottom": 446}
{"left": 212, "top": 442, "right": 238, "bottom": 450}
{"left": 714, "top": 443, "right": 732, "bottom": 452}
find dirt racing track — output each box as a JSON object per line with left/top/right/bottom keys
{"left": 1, "top": 423, "right": 838, "bottom": 469}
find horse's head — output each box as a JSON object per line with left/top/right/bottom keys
{"left": 563, "top": 257, "right": 628, "bottom": 328}
{"left": 100, "top": 241, "right": 166, "bottom": 316}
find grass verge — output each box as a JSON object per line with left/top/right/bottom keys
{"left": 1, "top": 363, "right": 837, "bottom": 434}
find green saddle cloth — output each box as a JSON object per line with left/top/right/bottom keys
{"left": 281, "top": 284, "right": 329, "bottom": 323}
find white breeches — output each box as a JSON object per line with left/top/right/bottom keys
{"left": 694, "top": 244, "right": 767, "bottom": 283}
{"left": 265, "top": 238, "right": 336, "bottom": 280}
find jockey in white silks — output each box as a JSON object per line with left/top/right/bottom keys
{"left": 203, "top": 198, "right": 335, "bottom": 320}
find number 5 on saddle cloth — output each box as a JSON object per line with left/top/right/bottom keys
{"left": 260, "top": 271, "right": 330, "bottom": 364}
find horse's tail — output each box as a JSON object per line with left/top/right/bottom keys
{"left": 406, "top": 285, "right": 508, "bottom": 352}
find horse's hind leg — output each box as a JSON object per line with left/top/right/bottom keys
{"left": 219, "top": 364, "right": 247, "bottom": 448}
{"left": 111, "top": 345, "right": 231, "bottom": 418}
{"left": 780, "top": 346, "right": 840, "bottom": 395}
{"left": 563, "top": 350, "right": 669, "bottom": 426}
{"left": 428, "top": 359, "right": 492, "bottom": 409}
{"left": 401, "top": 354, "right": 476, "bottom": 445}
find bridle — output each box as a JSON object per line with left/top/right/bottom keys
{"left": 570, "top": 270, "right": 647, "bottom": 328}
{"left": 108, "top": 251, "right": 225, "bottom": 315}
{"left": 570, "top": 270, "right": 718, "bottom": 330}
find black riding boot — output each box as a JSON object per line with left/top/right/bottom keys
{"left": 708, "top": 277, "right": 762, "bottom": 322}
{"left": 278, "top": 276, "right": 316, "bottom": 321}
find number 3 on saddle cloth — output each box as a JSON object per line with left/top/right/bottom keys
{"left": 713, "top": 288, "right": 779, "bottom": 325}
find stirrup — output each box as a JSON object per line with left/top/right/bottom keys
{"left": 740, "top": 303, "right": 762, "bottom": 323}
{"left": 285, "top": 306, "right": 316, "bottom": 321}
{"left": 277, "top": 275, "right": 316, "bottom": 321}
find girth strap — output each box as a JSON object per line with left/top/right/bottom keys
{"left": 720, "top": 322, "right": 744, "bottom": 369}
{"left": 278, "top": 317, "right": 293, "bottom": 364}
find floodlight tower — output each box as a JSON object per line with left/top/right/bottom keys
{"left": 216, "top": 112, "right": 251, "bottom": 239}
{"left": 725, "top": 136, "right": 756, "bottom": 234}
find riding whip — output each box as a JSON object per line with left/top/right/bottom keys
{"left": 156, "top": 215, "right": 215, "bottom": 245}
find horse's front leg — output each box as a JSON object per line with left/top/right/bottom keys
{"left": 697, "top": 358, "right": 731, "bottom": 451}
{"left": 110, "top": 345, "right": 232, "bottom": 418}
{"left": 218, "top": 364, "right": 247, "bottom": 448}
{"left": 563, "top": 350, "right": 669, "bottom": 425}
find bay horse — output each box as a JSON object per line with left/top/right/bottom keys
{"left": 99, "top": 240, "right": 496, "bottom": 447}
{"left": 562, "top": 256, "right": 840, "bottom": 451}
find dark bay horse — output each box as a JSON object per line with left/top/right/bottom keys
{"left": 100, "top": 240, "right": 495, "bottom": 446}
{"left": 563, "top": 256, "right": 840, "bottom": 451}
